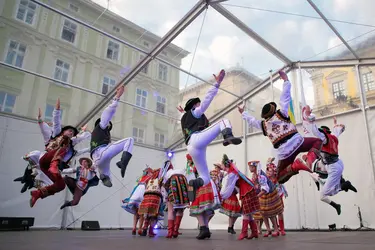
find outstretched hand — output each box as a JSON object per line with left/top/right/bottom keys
{"left": 176, "top": 105, "right": 184, "bottom": 113}
{"left": 237, "top": 102, "right": 245, "bottom": 114}
{"left": 116, "top": 85, "right": 125, "bottom": 98}
{"left": 37, "top": 108, "right": 42, "bottom": 120}
{"left": 279, "top": 71, "right": 288, "bottom": 81}
{"left": 333, "top": 116, "right": 337, "bottom": 125}
{"left": 213, "top": 69, "right": 226, "bottom": 85}
{"left": 55, "top": 98, "right": 60, "bottom": 110}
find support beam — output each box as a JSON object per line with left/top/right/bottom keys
{"left": 167, "top": 65, "right": 292, "bottom": 150}
{"left": 210, "top": 3, "right": 292, "bottom": 65}
{"left": 306, "top": 0, "right": 360, "bottom": 60}
{"left": 297, "top": 58, "right": 375, "bottom": 68}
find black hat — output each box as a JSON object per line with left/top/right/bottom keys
{"left": 261, "top": 102, "right": 277, "bottom": 119}
{"left": 95, "top": 118, "right": 113, "bottom": 131}
{"left": 184, "top": 97, "right": 201, "bottom": 112}
{"left": 61, "top": 125, "right": 79, "bottom": 136}
{"left": 318, "top": 126, "right": 331, "bottom": 134}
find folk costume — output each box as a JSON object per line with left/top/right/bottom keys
{"left": 180, "top": 70, "right": 242, "bottom": 198}
{"left": 241, "top": 71, "right": 322, "bottom": 184}
{"left": 122, "top": 167, "right": 153, "bottom": 235}
{"left": 163, "top": 163, "right": 189, "bottom": 238}
{"left": 30, "top": 107, "right": 89, "bottom": 207}
{"left": 309, "top": 120, "right": 357, "bottom": 215}
{"left": 220, "top": 154, "right": 260, "bottom": 240}
{"left": 249, "top": 161, "right": 283, "bottom": 237}
{"left": 90, "top": 97, "right": 134, "bottom": 187}
{"left": 60, "top": 157, "right": 98, "bottom": 209}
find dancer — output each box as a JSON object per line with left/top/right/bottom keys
{"left": 215, "top": 163, "right": 241, "bottom": 234}
{"left": 122, "top": 167, "right": 153, "bottom": 235}
{"left": 163, "top": 162, "right": 189, "bottom": 238}
{"left": 308, "top": 117, "right": 357, "bottom": 215}
{"left": 179, "top": 69, "right": 242, "bottom": 198}
{"left": 30, "top": 99, "right": 89, "bottom": 207}
{"left": 220, "top": 154, "right": 260, "bottom": 240}
{"left": 266, "top": 158, "right": 287, "bottom": 236}
{"left": 90, "top": 86, "right": 134, "bottom": 187}
{"left": 238, "top": 71, "right": 322, "bottom": 184}
{"left": 189, "top": 169, "right": 221, "bottom": 240}
{"left": 138, "top": 161, "right": 170, "bottom": 237}
{"left": 249, "top": 161, "right": 284, "bottom": 237}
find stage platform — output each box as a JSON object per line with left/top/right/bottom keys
{"left": 0, "top": 229, "right": 374, "bottom": 250}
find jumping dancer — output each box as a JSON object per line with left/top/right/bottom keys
{"left": 238, "top": 71, "right": 322, "bottom": 184}
{"left": 90, "top": 86, "right": 134, "bottom": 187}
{"left": 220, "top": 154, "right": 260, "bottom": 240}
{"left": 179, "top": 69, "right": 242, "bottom": 198}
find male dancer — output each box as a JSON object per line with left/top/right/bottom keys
{"left": 179, "top": 69, "right": 242, "bottom": 197}
{"left": 90, "top": 86, "right": 134, "bottom": 187}
{"left": 309, "top": 116, "right": 357, "bottom": 215}
{"left": 60, "top": 157, "right": 98, "bottom": 209}
{"left": 30, "top": 99, "right": 89, "bottom": 207}
{"left": 238, "top": 71, "right": 322, "bottom": 184}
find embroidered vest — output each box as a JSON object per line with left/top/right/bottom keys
{"left": 145, "top": 178, "right": 161, "bottom": 194}
{"left": 90, "top": 124, "right": 111, "bottom": 156}
{"left": 181, "top": 110, "right": 209, "bottom": 144}
{"left": 321, "top": 132, "right": 339, "bottom": 164}
{"left": 261, "top": 110, "right": 298, "bottom": 148}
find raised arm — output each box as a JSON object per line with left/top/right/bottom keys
{"left": 242, "top": 111, "right": 262, "bottom": 130}
{"left": 191, "top": 70, "right": 225, "bottom": 118}
{"left": 332, "top": 117, "right": 345, "bottom": 138}
{"left": 220, "top": 173, "right": 239, "bottom": 200}
{"left": 52, "top": 98, "right": 62, "bottom": 137}
{"left": 37, "top": 108, "right": 52, "bottom": 143}
{"left": 71, "top": 131, "right": 91, "bottom": 146}
{"left": 99, "top": 86, "right": 124, "bottom": 129}
{"left": 310, "top": 122, "right": 327, "bottom": 144}
{"left": 279, "top": 71, "right": 292, "bottom": 116}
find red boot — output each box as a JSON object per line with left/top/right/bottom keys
{"left": 166, "top": 220, "right": 174, "bottom": 238}
{"left": 247, "top": 220, "right": 259, "bottom": 239}
{"left": 173, "top": 215, "right": 182, "bottom": 238}
{"left": 148, "top": 225, "right": 156, "bottom": 237}
{"left": 291, "top": 158, "right": 313, "bottom": 173}
{"left": 305, "top": 149, "right": 320, "bottom": 169}
{"left": 238, "top": 219, "right": 249, "bottom": 240}
{"left": 30, "top": 188, "right": 48, "bottom": 207}
{"left": 279, "top": 218, "right": 286, "bottom": 236}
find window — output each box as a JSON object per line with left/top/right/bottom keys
{"left": 133, "top": 127, "right": 145, "bottom": 143}
{"left": 0, "top": 92, "right": 16, "bottom": 113}
{"left": 16, "top": 0, "right": 37, "bottom": 25}
{"left": 69, "top": 3, "right": 79, "bottom": 12}
{"left": 53, "top": 59, "right": 70, "bottom": 83}
{"left": 136, "top": 88, "right": 147, "bottom": 108}
{"left": 362, "top": 72, "right": 375, "bottom": 92}
{"left": 106, "top": 41, "right": 119, "bottom": 61}
{"left": 102, "top": 76, "right": 116, "bottom": 95}
{"left": 44, "top": 104, "right": 63, "bottom": 123}
{"left": 154, "top": 133, "right": 165, "bottom": 148}
{"left": 139, "top": 54, "right": 148, "bottom": 74}
{"left": 113, "top": 25, "right": 120, "bottom": 33}
{"left": 332, "top": 81, "right": 345, "bottom": 99}
{"left": 158, "top": 63, "right": 168, "bottom": 81}
{"left": 61, "top": 19, "right": 77, "bottom": 43}
{"left": 5, "top": 40, "right": 26, "bottom": 67}
{"left": 156, "top": 96, "right": 166, "bottom": 114}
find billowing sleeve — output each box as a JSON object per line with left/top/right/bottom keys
{"left": 191, "top": 83, "right": 219, "bottom": 118}
{"left": 99, "top": 98, "right": 119, "bottom": 129}
{"left": 279, "top": 80, "right": 292, "bottom": 117}
{"left": 38, "top": 121, "right": 52, "bottom": 144}
{"left": 71, "top": 131, "right": 91, "bottom": 146}
{"left": 62, "top": 168, "right": 76, "bottom": 175}
{"left": 310, "top": 122, "right": 327, "bottom": 144}
{"left": 220, "top": 173, "right": 239, "bottom": 199}
{"left": 52, "top": 109, "right": 62, "bottom": 137}
{"left": 75, "top": 147, "right": 90, "bottom": 156}
{"left": 242, "top": 111, "right": 262, "bottom": 130}
{"left": 259, "top": 175, "right": 270, "bottom": 193}
{"left": 332, "top": 124, "right": 345, "bottom": 138}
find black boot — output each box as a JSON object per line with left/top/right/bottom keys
{"left": 315, "top": 181, "right": 320, "bottom": 191}
{"left": 116, "top": 151, "right": 132, "bottom": 178}
{"left": 100, "top": 174, "right": 112, "bottom": 187}
{"left": 329, "top": 201, "right": 341, "bottom": 215}
{"left": 196, "top": 226, "right": 211, "bottom": 240}
{"left": 228, "top": 226, "right": 236, "bottom": 234}
{"left": 60, "top": 201, "right": 72, "bottom": 210}
{"left": 221, "top": 128, "right": 242, "bottom": 146}
{"left": 188, "top": 178, "right": 204, "bottom": 202}
{"left": 341, "top": 180, "right": 357, "bottom": 193}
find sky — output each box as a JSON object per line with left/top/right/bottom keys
{"left": 91, "top": 0, "right": 375, "bottom": 105}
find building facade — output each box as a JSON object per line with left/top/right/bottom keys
{"left": 0, "top": 0, "right": 188, "bottom": 148}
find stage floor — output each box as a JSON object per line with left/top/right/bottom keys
{"left": 1, "top": 229, "right": 374, "bottom": 250}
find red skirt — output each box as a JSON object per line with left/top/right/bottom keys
{"left": 190, "top": 182, "right": 220, "bottom": 216}
{"left": 138, "top": 192, "right": 162, "bottom": 217}
{"left": 253, "top": 211, "right": 263, "bottom": 221}
{"left": 240, "top": 189, "right": 260, "bottom": 215}
{"left": 259, "top": 189, "right": 284, "bottom": 218}
{"left": 220, "top": 192, "right": 241, "bottom": 218}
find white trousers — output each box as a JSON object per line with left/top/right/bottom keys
{"left": 92, "top": 137, "right": 134, "bottom": 178}
{"left": 187, "top": 119, "right": 232, "bottom": 185}
{"left": 23, "top": 150, "right": 53, "bottom": 187}
{"left": 320, "top": 159, "right": 344, "bottom": 204}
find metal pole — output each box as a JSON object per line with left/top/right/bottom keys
{"left": 270, "top": 70, "right": 274, "bottom": 102}
{"left": 355, "top": 65, "right": 375, "bottom": 184}
{"left": 0, "top": 61, "right": 179, "bottom": 121}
